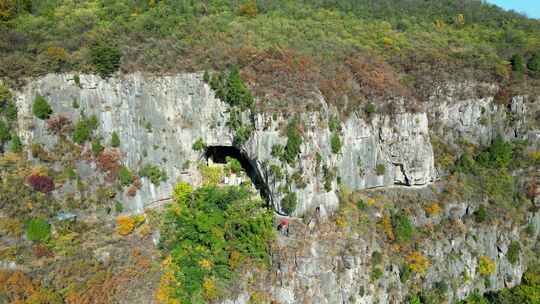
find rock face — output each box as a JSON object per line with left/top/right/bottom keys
{"left": 11, "top": 74, "right": 540, "bottom": 304}
{"left": 14, "top": 73, "right": 437, "bottom": 215}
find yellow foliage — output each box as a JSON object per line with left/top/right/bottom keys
{"left": 30, "top": 165, "right": 48, "bottom": 177}
{"left": 155, "top": 256, "right": 181, "bottom": 304}
{"left": 202, "top": 277, "right": 217, "bottom": 300}
{"left": 199, "top": 164, "right": 223, "bottom": 185}
{"left": 528, "top": 150, "right": 540, "bottom": 162}
{"left": 0, "top": 0, "right": 16, "bottom": 21}
{"left": 155, "top": 271, "right": 181, "bottom": 304}
{"left": 478, "top": 255, "right": 496, "bottom": 276}
{"left": 382, "top": 214, "right": 394, "bottom": 241}
{"left": 46, "top": 47, "right": 68, "bottom": 61}
{"left": 366, "top": 198, "right": 376, "bottom": 206}
{"left": 0, "top": 218, "right": 23, "bottom": 237}
{"left": 138, "top": 224, "right": 152, "bottom": 238}
{"left": 229, "top": 250, "right": 242, "bottom": 270}
{"left": 434, "top": 19, "right": 445, "bottom": 29}
{"left": 455, "top": 14, "right": 465, "bottom": 26}
{"left": 173, "top": 182, "right": 193, "bottom": 204}
{"left": 116, "top": 216, "right": 135, "bottom": 235}
{"left": 238, "top": 0, "right": 257, "bottom": 17}
{"left": 199, "top": 259, "right": 213, "bottom": 270}
{"left": 406, "top": 251, "right": 431, "bottom": 274}
{"left": 335, "top": 215, "right": 347, "bottom": 229}
{"left": 425, "top": 203, "right": 442, "bottom": 216}
{"left": 382, "top": 37, "right": 393, "bottom": 48}
{"left": 0, "top": 152, "right": 21, "bottom": 165}
{"left": 495, "top": 61, "right": 511, "bottom": 80}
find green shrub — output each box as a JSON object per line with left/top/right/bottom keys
{"left": 507, "top": 241, "right": 520, "bottom": 265}
{"left": 371, "top": 251, "right": 383, "bottom": 265}
{"left": 328, "top": 115, "right": 340, "bottom": 132}
{"left": 284, "top": 118, "right": 302, "bottom": 164}
{"left": 225, "top": 66, "right": 254, "bottom": 109}
{"left": 376, "top": 164, "right": 386, "bottom": 175}
{"left": 365, "top": 103, "right": 376, "bottom": 115}
{"left": 74, "top": 74, "right": 81, "bottom": 87}
{"left": 111, "top": 131, "right": 120, "bottom": 147}
{"left": 527, "top": 52, "right": 540, "bottom": 78}
{"left": 0, "top": 84, "right": 11, "bottom": 106}
{"left": 90, "top": 45, "right": 121, "bottom": 77}
{"left": 118, "top": 166, "right": 133, "bottom": 186}
{"left": 323, "top": 165, "right": 336, "bottom": 192}
{"left": 281, "top": 192, "right": 298, "bottom": 215}
{"left": 226, "top": 156, "right": 242, "bottom": 174}
{"left": 371, "top": 268, "right": 383, "bottom": 281}
{"left": 160, "top": 183, "right": 273, "bottom": 303}
{"left": 510, "top": 54, "right": 525, "bottom": 73}
{"left": 192, "top": 138, "right": 206, "bottom": 151}
{"left": 32, "top": 95, "right": 53, "bottom": 120}
{"left": 91, "top": 138, "right": 104, "bottom": 155}
{"left": 72, "top": 115, "right": 98, "bottom": 144}
{"left": 9, "top": 134, "right": 22, "bottom": 153}
{"left": 234, "top": 124, "right": 253, "bottom": 145}
{"left": 474, "top": 205, "right": 488, "bottom": 223}
{"left": 408, "top": 295, "right": 422, "bottom": 304}
{"left": 356, "top": 199, "right": 366, "bottom": 210}
{"left": 0, "top": 120, "right": 11, "bottom": 143}
{"left": 330, "top": 132, "right": 341, "bottom": 154}
{"left": 5, "top": 101, "right": 17, "bottom": 122}
{"left": 477, "top": 135, "right": 513, "bottom": 169}
{"left": 400, "top": 264, "right": 412, "bottom": 283}
{"left": 392, "top": 211, "right": 414, "bottom": 243}
{"left": 291, "top": 171, "right": 306, "bottom": 188}
{"left": 203, "top": 70, "right": 210, "bottom": 83}
{"left": 269, "top": 164, "right": 283, "bottom": 181}
{"left": 140, "top": 164, "right": 167, "bottom": 185}
{"left": 114, "top": 201, "right": 124, "bottom": 213}
{"left": 26, "top": 218, "right": 51, "bottom": 242}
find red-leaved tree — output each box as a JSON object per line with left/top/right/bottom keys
{"left": 27, "top": 174, "right": 54, "bottom": 193}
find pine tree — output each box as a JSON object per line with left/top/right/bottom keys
{"left": 225, "top": 66, "right": 253, "bottom": 109}
{"left": 510, "top": 54, "right": 524, "bottom": 73}
{"left": 528, "top": 52, "right": 540, "bottom": 78}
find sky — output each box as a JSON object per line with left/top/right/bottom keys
{"left": 486, "top": 0, "right": 540, "bottom": 19}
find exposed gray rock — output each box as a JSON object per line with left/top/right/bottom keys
{"left": 14, "top": 73, "right": 437, "bottom": 216}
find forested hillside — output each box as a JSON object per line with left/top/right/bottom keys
{"left": 2, "top": 0, "right": 540, "bottom": 108}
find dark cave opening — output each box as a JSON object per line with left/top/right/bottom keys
{"left": 204, "top": 146, "right": 271, "bottom": 207}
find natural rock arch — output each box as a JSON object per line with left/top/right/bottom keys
{"left": 204, "top": 146, "right": 272, "bottom": 207}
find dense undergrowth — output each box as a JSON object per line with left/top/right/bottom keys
{"left": 2, "top": 0, "right": 540, "bottom": 112}
{"left": 157, "top": 182, "right": 274, "bottom": 303}
{"left": 457, "top": 264, "right": 540, "bottom": 304}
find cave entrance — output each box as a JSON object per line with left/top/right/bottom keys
{"left": 204, "top": 146, "right": 271, "bottom": 206}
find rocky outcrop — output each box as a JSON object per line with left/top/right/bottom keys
{"left": 14, "top": 73, "right": 437, "bottom": 216}
{"left": 222, "top": 193, "right": 536, "bottom": 304}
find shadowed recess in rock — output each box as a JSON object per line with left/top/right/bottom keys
{"left": 204, "top": 146, "right": 271, "bottom": 207}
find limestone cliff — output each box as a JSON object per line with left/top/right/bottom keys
{"left": 14, "top": 73, "right": 437, "bottom": 216}
{"left": 10, "top": 73, "right": 540, "bottom": 304}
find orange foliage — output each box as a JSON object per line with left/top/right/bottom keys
{"left": 425, "top": 203, "right": 442, "bottom": 217}
{"left": 238, "top": 1, "right": 257, "bottom": 17}
{"left": 382, "top": 214, "right": 394, "bottom": 241}
{"left": 0, "top": 270, "right": 36, "bottom": 302}
{"left": 116, "top": 216, "right": 136, "bottom": 236}
{"left": 345, "top": 55, "right": 411, "bottom": 100}
{"left": 97, "top": 149, "right": 122, "bottom": 181}
{"left": 406, "top": 251, "right": 431, "bottom": 274}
